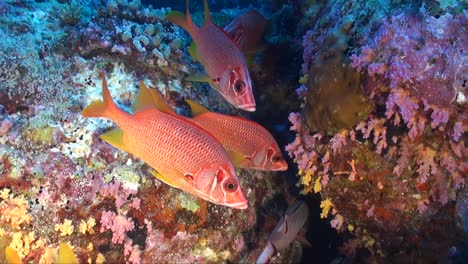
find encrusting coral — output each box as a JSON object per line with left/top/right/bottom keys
{"left": 0, "top": 1, "right": 298, "bottom": 263}
{"left": 288, "top": 0, "right": 467, "bottom": 262}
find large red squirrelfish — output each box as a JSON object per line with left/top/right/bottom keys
{"left": 82, "top": 73, "right": 247, "bottom": 209}
{"left": 224, "top": 10, "right": 268, "bottom": 55}
{"left": 136, "top": 82, "right": 287, "bottom": 171}
{"left": 167, "top": 0, "right": 256, "bottom": 112}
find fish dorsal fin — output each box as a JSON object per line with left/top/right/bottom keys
{"left": 188, "top": 41, "right": 199, "bottom": 61}
{"left": 150, "top": 170, "right": 178, "bottom": 188}
{"left": 100, "top": 128, "right": 129, "bottom": 153}
{"left": 133, "top": 81, "right": 156, "bottom": 113}
{"left": 149, "top": 89, "right": 176, "bottom": 115}
{"left": 56, "top": 243, "right": 79, "bottom": 264}
{"left": 227, "top": 150, "right": 246, "bottom": 167}
{"left": 134, "top": 81, "right": 176, "bottom": 116}
{"left": 166, "top": 0, "right": 197, "bottom": 35}
{"left": 203, "top": 0, "right": 211, "bottom": 22}
{"left": 185, "top": 99, "right": 209, "bottom": 116}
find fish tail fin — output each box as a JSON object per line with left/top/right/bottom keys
{"left": 82, "top": 72, "right": 118, "bottom": 119}
{"left": 167, "top": 0, "right": 197, "bottom": 35}
{"left": 203, "top": 0, "right": 211, "bottom": 22}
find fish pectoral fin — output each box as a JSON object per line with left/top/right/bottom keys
{"left": 100, "top": 128, "right": 128, "bottom": 153}
{"left": 227, "top": 150, "right": 246, "bottom": 168}
{"left": 150, "top": 170, "right": 178, "bottom": 188}
{"left": 185, "top": 99, "right": 209, "bottom": 116}
{"left": 186, "top": 73, "right": 211, "bottom": 83}
{"left": 188, "top": 41, "right": 199, "bottom": 61}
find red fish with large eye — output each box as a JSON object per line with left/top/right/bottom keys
{"left": 134, "top": 82, "right": 287, "bottom": 171}
{"left": 82, "top": 73, "right": 248, "bottom": 209}
{"left": 224, "top": 10, "right": 268, "bottom": 55}
{"left": 167, "top": 0, "right": 256, "bottom": 112}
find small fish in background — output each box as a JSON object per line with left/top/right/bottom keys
{"left": 136, "top": 82, "right": 287, "bottom": 171}
{"left": 167, "top": 0, "right": 256, "bottom": 112}
{"left": 82, "top": 73, "right": 247, "bottom": 209}
{"left": 185, "top": 99, "right": 288, "bottom": 171}
{"left": 224, "top": 10, "right": 268, "bottom": 56}
{"left": 256, "top": 200, "right": 310, "bottom": 264}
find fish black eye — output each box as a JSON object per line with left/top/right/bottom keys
{"left": 224, "top": 180, "right": 238, "bottom": 192}
{"left": 272, "top": 155, "right": 281, "bottom": 163}
{"left": 234, "top": 80, "right": 245, "bottom": 94}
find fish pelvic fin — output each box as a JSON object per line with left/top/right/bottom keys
{"left": 82, "top": 72, "right": 118, "bottom": 119}
{"left": 203, "top": 0, "right": 211, "bottom": 22}
{"left": 100, "top": 128, "right": 129, "bottom": 153}
{"left": 166, "top": 0, "right": 197, "bottom": 36}
{"left": 4, "top": 246, "right": 22, "bottom": 264}
{"left": 150, "top": 170, "right": 178, "bottom": 188}
{"left": 57, "top": 242, "right": 79, "bottom": 264}
{"left": 185, "top": 99, "right": 209, "bottom": 116}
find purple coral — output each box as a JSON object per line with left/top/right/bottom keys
{"left": 100, "top": 210, "right": 135, "bottom": 244}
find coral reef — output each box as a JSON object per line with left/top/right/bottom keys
{"left": 0, "top": 0, "right": 299, "bottom": 263}
{"left": 288, "top": 0, "right": 467, "bottom": 262}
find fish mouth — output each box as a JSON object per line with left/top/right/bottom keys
{"left": 238, "top": 104, "right": 256, "bottom": 112}
{"left": 228, "top": 201, "right": 248, "bottom": 210}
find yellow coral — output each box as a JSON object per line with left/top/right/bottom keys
{"left": 0, "top": 190, "right": 32, "bottom": 230}
{"left": 300, "top": 170, "right": 313, "bottom": 187}
{"left": 320, "top": 199, "right": 333, "bottom": 218}
{"left": 9, "top": 231, "right": 37, "bottom": 259}
{"left": 54, "top": 219, "right": 74, "bottom": 236}
{"left": 39, "top": 246, "right": 58, "bottom": 264}
{"left": 313, "top": 176, "right": 322, "bottom": 193}
{"left": 79, "top": 217, "right": 96, "bottom": 234}
{"left": 96, "top": 253, "right": 106, "bottom": 264}
{"left": 0, "top": 188, "right": 10, "bottom": 199}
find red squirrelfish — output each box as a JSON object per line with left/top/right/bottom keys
{"left": 224, "top": 10, "right": 268, "bottom": 55}
{"left": 135, "top": 82, "right": 287, "bottom": 171}
{"left": 82, "top": 73, "right": 247, "bottom": 209}
{"left": 256, "top": 200, "right": 310, "bottom": 264}
{"left": 167, "top": 0, "right": 256, "bottom": 112}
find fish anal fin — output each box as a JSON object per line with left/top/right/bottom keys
{"left": 150, "top": 170, "right": 178, "bottom": 188}
{"left": 100, "top": 128, "right": 128, "bottom": 153}
{"left": 227, "top": 150, "right": 246, "bottom": 168}
{"left": 185, "top": 99, "right": 209, "bottom": 116}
